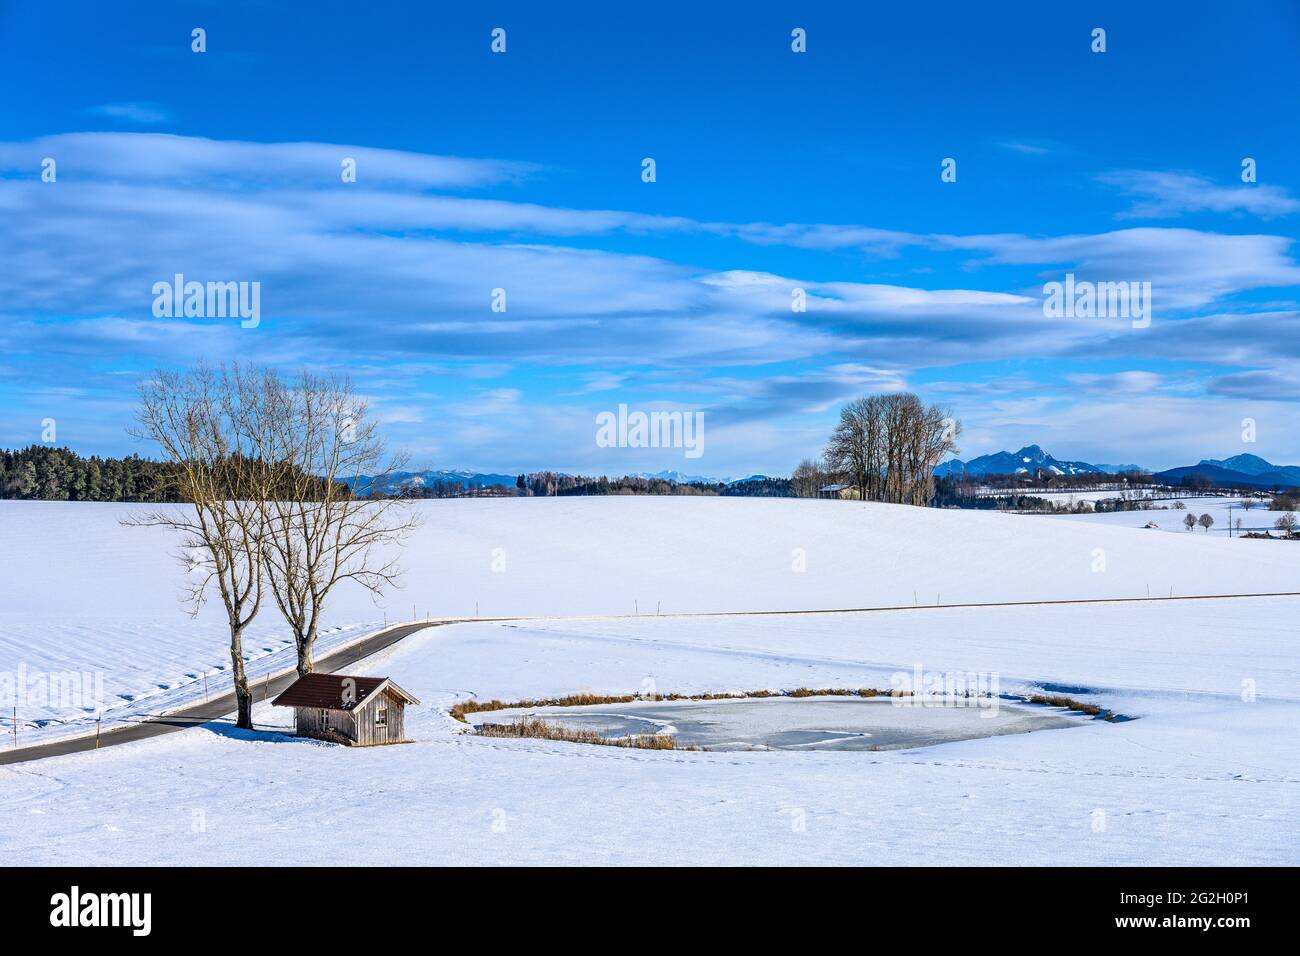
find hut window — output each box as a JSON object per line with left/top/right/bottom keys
{"left": 375, "top": 706, "right": 388, "bottom": 726}
{"left": 318, "top": 709, "right": 329, "bottom": 728}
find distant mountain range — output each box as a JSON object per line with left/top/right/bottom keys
{"left": 1152, "top": 454, "right": 1300, "bottom": 490}
{"left": 936, "top": 445, "right": 1300, "bottom": 490}
{"left": 346, "top": 469, "right": 520, "bottom": 496}
{"left": 350, "top": 451, "right": 1300, "bottom": 495}
{"left": 935, "top": 445, "right": 1144, "bottom": 478}
{"left": 631, "top": 470, "right": 773, "bottom": 485}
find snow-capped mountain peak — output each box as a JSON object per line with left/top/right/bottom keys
{"left": 935, "top": 445, "right": 1144, "bottom": 478}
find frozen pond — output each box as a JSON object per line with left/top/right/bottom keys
{"left": 467, "top": 695, "right": 1083, "bottom": 751}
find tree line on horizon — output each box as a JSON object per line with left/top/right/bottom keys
{"left": 0, "top": 445, "right": 182, "bottom": 502}
{"left": 0, "top": 447, "right": 797, "bottom": 502}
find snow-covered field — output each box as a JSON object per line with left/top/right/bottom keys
{"left": 1050, "top": 495, "right": 1294, "bottom": 538}
{"left": 3, "top": 495, "right": 1295, "bottom": 741}
{"left": 1, "top": 497, "right": 1297, "bottom": 865}
{"left": 3, "top": 598, "right": 1297, "bottom": 865}
{"left": 0, "top": 502, "right": 388, "bottom": 743}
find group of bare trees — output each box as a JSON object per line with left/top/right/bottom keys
{"left": 126, "top": 364, "right": 416, "bottom": 728}
{"left": 797, "top": 392, "right": 960, "bottom": 506}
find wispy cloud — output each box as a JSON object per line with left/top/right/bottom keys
{"left": 5, "top": 133, "right": 1300, "bottom": 469}
{"left": 999, "top": 141, "right": 1051, "bottom": 156}
{"left": 1100, "top": 169, "right": 1300, "bottom": 220}
{"left": 0, "top": 132, "right": 534, "bottom": 190}
{"left": 937, "top": 227, "right": 1300, "bottom": 311}
{"left": 88, "top": 102, "right": 172, "bottom": 125}
{"left": 1207, "top": 369, "right": 1300, "bottom": 403}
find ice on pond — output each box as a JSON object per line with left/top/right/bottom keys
{"left": 468, "top": 695, "right": 1084, "bottom": 751}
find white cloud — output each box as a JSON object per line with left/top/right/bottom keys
{"left": 88, "top": 102, "right": 172, "bottom": 125}
{"left": 0, "top": 132, "right": 533, "bottom": 189}
{"left": 6, "top": 133, "right": 1300, "bottom": 470}
{"left": 999, "top": 141, "right": 1051, "bottom": 155}
{"left": 1100, "top": 169, "right": 1300, "bottom": 220}
{"left": 1207, "top": 369, "right": 1300, "bottom": 403}
{"left": 938, "top": 227, "right": 1300, "bottom": 311}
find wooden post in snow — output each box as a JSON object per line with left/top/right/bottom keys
{"left": 95, "top": 712, "right": 102, "bottom": 749}
{"left": 203, "top": 671, "right": 209, "bottom": 703}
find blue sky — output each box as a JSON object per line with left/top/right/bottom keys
{"left": 3, "top": 1, "right": 1300, "bottom": 476}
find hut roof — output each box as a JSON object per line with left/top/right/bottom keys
{"left": 271, "top": 673, "right": 420, "bottom": 711}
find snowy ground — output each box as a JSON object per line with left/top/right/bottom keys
{"left": 1049, "top": 495, "right": 1295, "bottom": 538}
{"left": 2, "top": 597, "right": 1296, "bottom": 865}
{"left": 4, "top": 495, "right": 1296, "bottom": 741}
{"left": 1, "top": 498, "right": 1297, "bottom": 865}
{"left": 0, "top": 503, "right": 385, "bottom": 742}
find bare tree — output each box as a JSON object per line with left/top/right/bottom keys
{"left": 825, "top": 398, "right": 873, "bottom": 500}
{"left": 906, "top": 398, "right": 961, "bottom": 506}
{"left": 125, "top": 364, "right": 281, "bottom": 729}
{"left": 824, "top": 392, "right": 959, "bottom": 506}
{"left": 1275, "top": 512, "right": 1298, "bottom": 534}
{"left": 1239, "top": 497, "right": 1257, "bottom": 512}
{"left": 1198, "top": 513, "right": 1214, "bottom": 533}
{"left": 261, "top": 371, "right": 419, "bottom": 675}
{"left": 791, "top": 458, "right": 827, "bottom": 498}
{"left": 1183, "top": 512, "right": 1197, "bottom": 531}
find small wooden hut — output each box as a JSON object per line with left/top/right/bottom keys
{"left": 272, "top": 673, "right": 419, "bottom": 746}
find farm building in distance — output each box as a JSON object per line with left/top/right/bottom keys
{"left": 272, "top": 673, "right": 419, "bottom": 746}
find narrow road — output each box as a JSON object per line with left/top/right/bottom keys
{"left": 0, "top": 620, "right": 443, "bottom": 766}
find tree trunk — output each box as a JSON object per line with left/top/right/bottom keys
{"left": 296, "top": 623, "right": 317, "bottom": 676}
{"left": 230, "top": 625, "right": 253, "bottom": 730}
